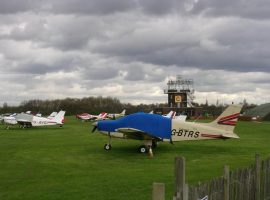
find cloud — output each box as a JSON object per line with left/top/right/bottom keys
{"left": 189, "top": 0, "right": 270, "bottom": 20}
{"left": 0, "top": 0, "right": 270, "bottom": 106}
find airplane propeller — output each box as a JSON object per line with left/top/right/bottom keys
{"left": 170, "top": 138, "right": 174, "bottom": 145}
{"left": 91, "top": 122, "right": 97, "bottom": 133}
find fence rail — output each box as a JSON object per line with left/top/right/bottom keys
{"left": 153, "top": 154, "right": 270, "bottom": 200}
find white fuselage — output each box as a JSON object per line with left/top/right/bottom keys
{"left": 171, "top": 120, "right": 227, "bottom": 141}
{"left": 31, "top": 116, "right": 61, "bottom": 126}
{"left": 4, "top": 116, "right": 17, "bottom": 125}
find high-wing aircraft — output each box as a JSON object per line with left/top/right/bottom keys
{"left": 107, "top": 109, "right": 126, "bottom": 119}
{"left": 92, "top": 104, "right": 242, "bottom": 156}
{"left": 15, "top": 110, "right": 66, "bottom": 128}
{"left": 77, "top": 112, "right": 107, "bottom": 121}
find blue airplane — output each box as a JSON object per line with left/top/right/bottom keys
{"left": 92, "top": 104, "right": 242, "bottom": 156}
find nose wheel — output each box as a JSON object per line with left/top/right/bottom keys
{"left": 104, "top": 132, "right": 112, "bottom": 151}
{"left": 104, "top": 144, "right": 112, "bottom": 150}
{"left": 139, "top": 145, "right": 149, "bottom": 153}
{"left": 138, "top": 144, "right": 154, "bottom": 157}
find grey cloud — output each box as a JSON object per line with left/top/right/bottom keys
{"left": 93, "top": 16, "right": 270, "bottom": 73}
{"left": 0, "top": 0, "right": 270, "bottom": 106}
{"left": 0, "top": 14, "right": 106, "bottom": 51}
{"left": 124, "top": 65, "right": 145, "bottom": 81}
{"left": 0, "top": 0, "right": 135, "bottom": 15}
{"left": 0, "top": 0, "right": 33, "bottom": 14}
{"left": 81, "top": 67, "right": 119, "bottom": 80}
{"left": 136, "top": 0, "right": 186, "bottom": 16}
{"left": 190, "top": 0, "right": 270, "bottom": 19}
{"left": 47, "top": 0, "right": 135, "bottom": 15}
{"left": 1, "top": 0, "right": 270, "bottom": 21}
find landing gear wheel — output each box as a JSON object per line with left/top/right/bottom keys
{"left": 139, "top": 145, "right": 149, "bottom": 153}
{"left": 104, "top": 144, "right": 112, "bottom": 151}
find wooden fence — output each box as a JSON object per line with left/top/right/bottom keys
{"left": 152, "top": 154, "right": 270, "bottom": 200}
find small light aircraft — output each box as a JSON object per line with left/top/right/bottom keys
{"left": 107, "top": 109, "right": 126, "bottom": 119}
{"left": 77, "top": 112, "right": 108, "bottom": 121}
{"left": 15, "top": 110, "right": 66, "bottom": 128}
{"left": 92, "top": 104, "right": 242, "bottom": 156}
{"left": 76, "top": 113, "right": 92, "bottom": 121}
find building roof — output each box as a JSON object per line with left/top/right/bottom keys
{"left": 243, "top": 103, "right": 270, "bottom": 119}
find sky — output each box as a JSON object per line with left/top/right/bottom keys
{"left": 0, "top": 0, "right": 270, "bottom": 106}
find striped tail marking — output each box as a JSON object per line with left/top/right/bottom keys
{"left": 217, "top": 113, "right": 240, "bottom": 126}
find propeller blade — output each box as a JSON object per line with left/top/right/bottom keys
{"left": 91, "top": 122, "right": 97, "bottom": 133}
{"left": 170, "top": 138, "right": 174, "bottom": 145}
{"left": 91, "top": 126, "right": 97, "bottom": 133}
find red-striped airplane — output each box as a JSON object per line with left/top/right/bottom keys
{"left": 92, "top": 104, "right": 242, "bottom": 155}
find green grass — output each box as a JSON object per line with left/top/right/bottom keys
{"left": 0, "top": 118, "right": 270, "bottom": 200}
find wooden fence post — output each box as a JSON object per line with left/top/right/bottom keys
{"left": 183, "top": 184, "right": 188, "bottom": 200}
{"left": 153, "top": 182, "right": 165, "bottom": 200}
{"left": 174, "top": 156, "right": 186, "bottom": 200}
{"left": 224, "top": 165, "right": 230, "bottom": 200}
{"left": 255, "top": 154, "right": 261, "bottom": 200}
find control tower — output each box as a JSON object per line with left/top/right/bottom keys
{"left": 164, "top": 75, "right": 195, "bottom": 108}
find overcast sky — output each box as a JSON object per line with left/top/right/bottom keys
{"left": 0, "top": 0, "right": 270, "bottom": 106}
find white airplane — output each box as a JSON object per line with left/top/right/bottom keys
{"left": 107, "top": 109, "right": 126, "bottom": 119}
{"left": 76, "top": 112, "right": 108, "bottom": 121}
{"left": 92, "top": 104, "right": 242, "bottom": 156}
{"left": 15, "top": 110, "right": 66, "bottom": 128}
{"left": 3, "top": 114, "right": 18, "bottom": 129}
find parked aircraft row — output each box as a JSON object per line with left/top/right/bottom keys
{"left": 3, "top": 111, "right": 65, "bottom": 129}
{"left": 76, "top": 110, "right": 126, "bottom": 121}
{"left": 76, "top": 109, "right": 186, "bottom": 122}
{"left": 1, "top": 105, "right": 243, "bottom": 156}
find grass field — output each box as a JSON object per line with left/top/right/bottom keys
{"left": 0, "top": 117, "right": 270, "bottom": 200}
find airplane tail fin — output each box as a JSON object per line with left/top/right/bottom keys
{"left": 99, "top": 112, "right": 107, "bottom": 119}
{"left": 120, "top": 109, "right": 126, "bottom": 115}
{"left": 209, "top": 104, "right": 242, "bottom": 133}
{"left": 52, "top": 110, "right": 66, "bottom": 124}
{"left": 164, "top": 111, "right": 176, "bottom": 119}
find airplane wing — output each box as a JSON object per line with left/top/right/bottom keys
{"left": 116, "top": 127, "right": 162, "bottom": 141}
{"left": 17, "top": 121, "right": 32, "bottom": 126}
{"left": 15, "top": 113, "right": 33, "bottom": 126}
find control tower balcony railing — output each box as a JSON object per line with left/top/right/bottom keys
{"left": 164, "top": 89, "right": 191, "bottom": 94}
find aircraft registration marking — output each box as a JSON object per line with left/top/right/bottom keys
{"left": 171, "top": 129, "right": 200, "bottom": 138}
{"left": 33, "top": 121, "right": 48, "bottom": 125}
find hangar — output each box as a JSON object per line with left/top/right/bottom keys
{"left": 242, "top": 103, "right": 270, "bottom": 121}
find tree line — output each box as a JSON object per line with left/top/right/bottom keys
{"left": 0, "top": 96, "right": 166, "bottom": 116}
{"left": 0, "top": 96, "right": 256, "bottom": 116}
